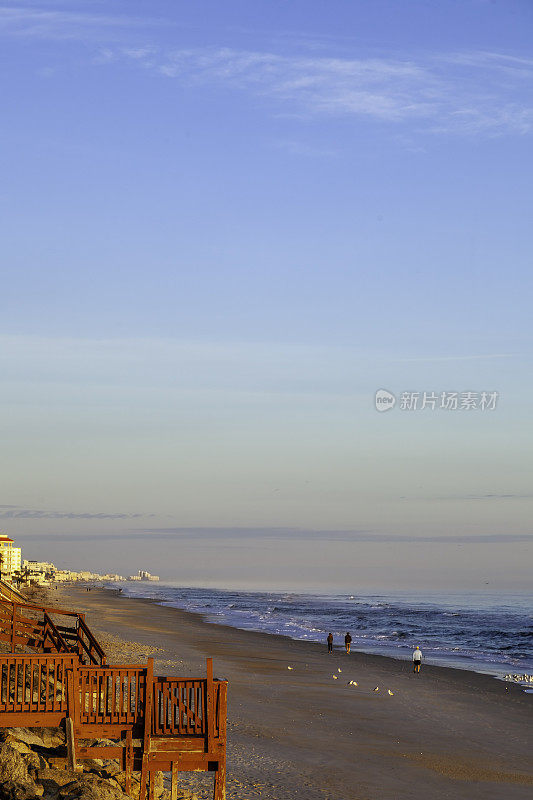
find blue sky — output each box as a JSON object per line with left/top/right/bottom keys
{"left": 1, "top": 1, "right": 532, "bottom": 590}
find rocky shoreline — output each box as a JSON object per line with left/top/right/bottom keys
{"left": 0, "top": 726, "right": 169, "bottom": 800}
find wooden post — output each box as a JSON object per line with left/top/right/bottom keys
{"left": 66, "top": 662, "right": 81, "bottom": 771}
{"left": 206, "top": 658, "right": 214, "bottom": 755}
{"left": 213, "top": 678, "right": 227, "bottom": 800}
{"left": 171, "top": 759, "right": 179, "bottom": 800}
{"left": 213, "top": 755, "right": 226, "bottom": 800}
{"left": 66, "top": 717, "right": 77, "bottom": 772}
{"left": 124, "top": 730, "right": 133, "bottom": 795}
{"left": 10, "top": 603, "right": 17, "bottom": 653}
{"left": 139, "top": 658, "right": 154, "bottom": 800}
{"left": 217, "top": 682, "right": 228, "bottom": 746}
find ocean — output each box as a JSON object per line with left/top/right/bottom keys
{"left": 116, "top": 584, "right": 533, "bottom": 679}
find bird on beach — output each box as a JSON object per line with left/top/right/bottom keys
{"left": 373, "top": 686, "right": 379, "bottom": 692}
{"left": 348, "top": 680, "right": 358, "bottom": 686}
{"left": 388, "top": 689, "right": 394, "bottom": 696}
{"left": 337, "top": 668, "right": 342, "bottom": 673}
{"left": 332, "top": 675, "right": 338, "bottom": 679}
{"left": 287, "top": 666, "right": 293, "bottom": 670}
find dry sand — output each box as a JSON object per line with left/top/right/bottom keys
{"left": 39, "top": 585, "right": 532, "bottom": 800}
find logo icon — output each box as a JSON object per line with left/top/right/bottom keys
{"left": 375, "top": 389, "right": 396, "bottom": 412}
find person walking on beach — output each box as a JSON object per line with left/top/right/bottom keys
{"left": 344, "top": 632, "right": 352, "bottom": 654}
{"left": 327, "top": 632, "right": 334, "bottom": 653}
{"left": 413, "top": 645, "right": 422, "bottom": 673}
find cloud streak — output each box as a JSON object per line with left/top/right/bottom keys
{"left": 0, "top": 6, "right": 531, "bottom": 136}
{"left": 0, "top": 5, "right": 154, "bottom": 41}
{"left": 114, "top": 45, "right": 533, "bottom": 136}
{"left": 42, "top": 527, "right": 532, "bottom": 544}
{"left": 0, "top": 506, "right": 153, "bottom": 520}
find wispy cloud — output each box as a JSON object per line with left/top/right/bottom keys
{"left": 0, "top": 6, "right": 531, "bottom": 136}
{"left": 0, "top": 506, "right": 153, "bottom": 520}
{"left": 119, "top": 527, "right": 533, "bottom": 544}
{"left": 0, "top": 5, "right": 153, "bottom": 41}
{"left": 13, "top": 525, "right": 533, "bottom": 543}
{"left": 437, "top": 493, "right": 533, "bottom": 502}
{"left": 113, "top": 46, "right": 533, "bottom": 136}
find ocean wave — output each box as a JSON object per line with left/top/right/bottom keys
{"left": 117, "top": 585, "right": 533, "bottom": 676}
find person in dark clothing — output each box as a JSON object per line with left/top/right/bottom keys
{"left": 327, "top": 632, "right": 334, "bottom": 653}
{"left": 344, "top": 632, "right": 352, "bottom": 654}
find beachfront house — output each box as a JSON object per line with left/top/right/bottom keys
{"left": 0, "top": 535, "right": 22, "bottom": 579}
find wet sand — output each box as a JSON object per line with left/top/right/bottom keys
{"left": 41, "top": 585, "right": 532, "bottom": 800}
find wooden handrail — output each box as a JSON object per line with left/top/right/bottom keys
{"left": 77, "top": 616, "right": 106, "bottom": 665}
{"left": 43, "top": 612, "right": 70, "bottom": 653}
{"left": 7, "top": 600, "right": 80, "bottom": 618}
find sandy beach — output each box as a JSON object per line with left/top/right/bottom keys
{"left": 38, "top": 584, "right": 532, "bottom": 800}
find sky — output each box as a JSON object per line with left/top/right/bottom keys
{"left": 1, "top": 0, "right": 532, "bottom": 591}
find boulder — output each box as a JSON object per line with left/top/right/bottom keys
{"left": 112, "top": 769, "right": 167, "bottom": 800}
{"left": 37, "top": 767, "right": 78, "bottom": 797}
{"left": 58, "top": 774, "right": 130, "bottom": 800}
{"left": 3, "top": 727, "right": 65, "bottom": 751}
{"left": 1, "top": 728, "right": 44, "bottom": 748}
{"left": 40, "top": 728, "right": 66, "bottom": 749}
{"left": 1, "top": 738, "right": 35, "bottom": 756}
{"left": 0, "top": 741, "right": 44, "bottom": 799}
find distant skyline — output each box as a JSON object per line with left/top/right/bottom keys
{"left": 1, "top": 1, "right": 532, "bottom": 590}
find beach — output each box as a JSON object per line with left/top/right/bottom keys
{"left": 41, "top": 585, "right": 532, "bottom": 800}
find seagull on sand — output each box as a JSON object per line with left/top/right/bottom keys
{"left": 332, "top": 675, "right": 338, "bottom": 679}
{"left": 337, "top": 668, "right": 342, "bottom": 673}
{"left": 373, "top": 686, "right": 379, "bottom": 692}
{"left": 287, "top": 666, "right": 293, "bottom": 670}
{"left": 348, "top": 680, "right": 358, "bottom": 686}
{"left": 388, "top": 689, "right": 394, "bottom": 696}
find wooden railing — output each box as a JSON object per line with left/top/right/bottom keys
{"left": 0, "top": 653, "right": 77, "bottom": 726}
{"left": 153, "top": 677, "right": 206, "bottom": 736}
{"left": 0, "top": 580, "right": 27, "bottom": 604}
{"left": 78, "top": 664, "right": 146, "bottom": 727}
{"left": 76, "top": 616, "right": 107, "bottom": 666}
{"left": 0, "top": 600, "right": 106, "bottom": 665}
{"left": 0, "top": 654, "right": 227, "bottom": 800}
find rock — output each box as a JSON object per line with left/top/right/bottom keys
{"left": 1, "top": 737, "right": 35, "bottom": 755}
{"left": 4, "top": 727, "right": 65, "bottom": 751}
{"left": 98, "top": 762, "right": 121, "bottom": 778}
{"left": 88, "top": 740, "right": 120, "bottom": 749}
{"left": 40, "top": 728, "right": 66, "bottom": 749}
{"left": 152, "top": 771, "right": 165, "bottom": 798}
{"left": 112, "top": 772, "right": 140, "bottom": 800}
{"left": 2, "top": 728, "right": 44, "bottom": 748}
{"left": 80, "top": 759, "right": 105, "bottom": 771}
{"left": 0, "top": 741, "right": 44, "bottom": 799}
{"left": 58, "top": 774, "right": 130, "bottom": 800}
{"left": 37, "top": 767, "right": 78, "bottom": 797}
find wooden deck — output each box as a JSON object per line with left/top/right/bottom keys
{"left": 0, "top": 596, "right": 227, "bottom": 799}
{"left": 0, "top": 599, "right": 106, "bottom": 665}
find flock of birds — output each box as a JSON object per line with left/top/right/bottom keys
{"left": 288, "top": 665, "right": 395, "bottom": 695}
{"left": 504, "top": 673, "right": 533, "bottom": 683}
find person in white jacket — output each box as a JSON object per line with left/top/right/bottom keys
{"left": 413, "top": 646, "right": 422, "bottom": 673}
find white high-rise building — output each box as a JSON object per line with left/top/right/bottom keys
{"left": 0, "top": 535, "right": 22, "bottom": 578}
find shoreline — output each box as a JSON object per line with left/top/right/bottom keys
{"left": 102, "top": 582, "right": 533, "bottom": 681}
{"left": 41, "top": 584, "right": 533, "bottom": 800}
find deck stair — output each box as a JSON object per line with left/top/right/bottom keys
{"left": 0, "top": 598, "right": 106, "bottom": 665}
{"left": 0, "top": 653, "right": 227, "bottom": 800}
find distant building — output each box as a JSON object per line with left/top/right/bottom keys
{"left": 23, "top": 560, "right": 56, "bottom": 575}
{"left": 128, "top": 570, "right": 160, "bottom": 582}
{"left": 20, "top": 560, "right": 125, "bottom": 585}
{"left": 0, "top": 536, "right": 22, "bottom": 578}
